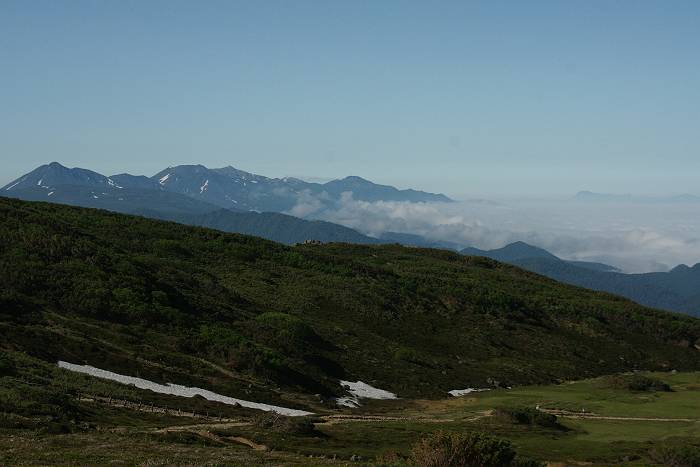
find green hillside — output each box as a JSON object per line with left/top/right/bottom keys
{"left": 0, "top": 198, "right": 700, "bottom": 465}
{"left": 2, "top": 197, "right": 699, "bottom": 404}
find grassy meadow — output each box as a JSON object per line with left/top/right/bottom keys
{"left": 2, "top": 348, "right": 700, "bottom": 466}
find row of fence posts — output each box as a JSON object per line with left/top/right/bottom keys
{"left": 76, "top": 392, "right": 225, "bottom": 421}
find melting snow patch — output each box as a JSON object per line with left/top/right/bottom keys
{"left": 5, "top": 177, "right": 27, "bottom": 191}
{"left": 107, "top": 178, "right": 123, "bottom": 189}
{"left": 37, "top": 179, "right": 43, "bottom": 186}
{"left": 159, "top": 173, "right": 171, "bottom": 185}
{"left": 47, "top": 191, "right": 55, "bottom": 196}
{"left": 57, "top": 361, "right": 312, "bottom": 416}
{"left": 336, "top": 397, "right": 360, "bottom": 408}
{"left": 337, "top": 380, "right": 397, "bottom": 407}
{"left": 200, "top": 179, "right": 209, "bottom": 193}
{"left": 448, "top": 388, "right": 491, "bottom": 397}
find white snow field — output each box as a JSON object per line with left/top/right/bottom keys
{"left": 336, "top": 380, "right": 397, "bottom": 408}
{"left": 448, "top": 388, "right": 491, "bottom": 397}
{"left": 57, "top": 361, "right": 313, "bottom": 416}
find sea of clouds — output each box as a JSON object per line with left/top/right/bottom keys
{"left": 288, "top": 192, "right": 700, "bottom": 273}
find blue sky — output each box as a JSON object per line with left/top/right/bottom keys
{"left": 2, "top": 1, "right": 699, "bottom": 196}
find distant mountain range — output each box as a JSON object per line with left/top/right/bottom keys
{"left": 155, "top": 209, "right": 380, "bottom": 246}
{"left": 2, "top": 162, "right": 450, "bottom": 245}
{"left": 151, "top": 164, "right": 451, "bottom": 211}
{"left": 575, "top": 191, "right": 700, "bottom": 203}
{"left": 4, "top": 162, "right": 451, "bottom": 211}
{"left": 1, "top": 183, "right": 220, "bottom": 217}
{"left": 377, "top": 231, "right": 464, "bottom": 250}
{"left": 461, "top": 242, "right": 700, "bottom": 317}
{"left": 461, "top": 242, "right": 621, "bottom": 272}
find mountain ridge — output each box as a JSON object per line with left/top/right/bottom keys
{"left": 461, "top": 241, "right": 700, "bottom": 316}
{"left": 4, "top": 162, "right": 453, "bottom": 215}
{"left": 3, "top": 162, "right": 450, "bottom": 246}
{"left": 575, "top": 191, "right": 700, "bottom": 203}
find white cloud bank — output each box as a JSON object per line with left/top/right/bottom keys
{"left": 291, "top": 193, "right": 700, "bottom": 273}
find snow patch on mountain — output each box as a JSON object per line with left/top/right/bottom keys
{"left": 107, "top": 178, "right": 122, "bottom": 189}
{"left": 4, "top": 179, "right": 24, "bottom": 191}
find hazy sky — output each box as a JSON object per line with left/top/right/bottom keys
{"left": 2, "top": 1, "right": 699, "bottom": 197}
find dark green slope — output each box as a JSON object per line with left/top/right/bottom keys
{"left": 1, "top": 198, "right": 699, "bottom": 409}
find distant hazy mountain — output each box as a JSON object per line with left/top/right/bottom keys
{"left": 378, "top": 232, "right": 462, "bottom": 250}
{"left": 3, "top": 162, "right": 447, "bottom": 246}
{"left": 157, "top": 209, "right": 381, "bottom": 246}
{"left": 565, "top": 260, "right": 621, "bottom": 273}
{"left": 2, "top": 192, "right": 380, "bottom": 248}
{"left": 575, "top": 191, "right": 700, "bottom": 203}
{"left": 3, "top": 162, "right": 122, "bottom": 191}
{"left": 152, "top": 164, "right": 451, "bottom": 212}
{"left": 321, "top": 176, "right": 451, "bottom": 203}
{"left": 151, "top": 164, "right": 294, "bottom": 211}
{"left": 461, "top": 241, "right": 560, "bottom": 263}
{"left": 461, "top": 242, "right": 700, "bottom": 317}
{"left": 461, "top": 242, "right": 620, "bottom": 273}
{"left": 109, "top": 173, "right": 162, "bottom": 190}
{"left": 5, "top": 163, "right": 452, "bottom": 214}
{"left": 2, "top": 185, "right": 223, "bottom": 216}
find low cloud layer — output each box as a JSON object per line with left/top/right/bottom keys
{"left": 288, "top": 193, "right": 700, "bottom": 273}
